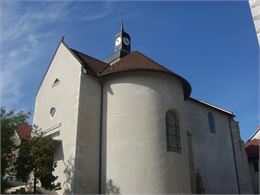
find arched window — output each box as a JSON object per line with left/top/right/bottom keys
{"left": 165, "top": 110, "right": 181, "bottom": 153}
{"left": 208, "top": 112, "right": 216, "bottom": 133}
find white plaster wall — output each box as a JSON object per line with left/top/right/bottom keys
{"left": 33, "top": 42, "right": 82, "bottom": 194}
{"left": 252, "top": 128, "right": 260, "bottom": 139}
{"left": 102, "top": 71, "right": 191, "bottom": 194}
{"left": 73, "top": 74, "right": 101, "bottom": 193}
{"left": 230, "top": 120, "right": 253, "bottom": 194}
{"left": 185, "top": 100, "right": 239, "bottom": 193}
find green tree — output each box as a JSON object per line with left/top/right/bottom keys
{"left": 16, "top": 128, "right": 61, "bottom": 193}
{"left": 0, "top": 107, "right": 30, "bottom": 192}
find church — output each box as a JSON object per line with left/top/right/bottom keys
{"left": 33, "top": 24, "right": 253, "bottom": 194}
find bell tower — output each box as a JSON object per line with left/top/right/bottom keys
{"left": 104, "top": 23, "right": 131, "bottom": 64}
{"left": 114, "top": 24, "right": 131, "bottom": 53}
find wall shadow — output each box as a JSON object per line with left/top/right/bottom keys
{"left": 196, "top": 169, "right": 205, "bottom": 194}
{"left": 106, "top": 179, "right": 121, "bottom": 195}
{"left": 63, "top": 157, "right": 74, "bottom": 194}
{"left": 53, "top": 140, "right": 64, "bottom": 161}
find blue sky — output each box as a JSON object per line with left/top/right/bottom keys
{"left": 0, "top": 1, "right": 258, "bottom": 141}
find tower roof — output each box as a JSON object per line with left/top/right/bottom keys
{"left": 104, "top": 23, "right": 131, "bottom": 64}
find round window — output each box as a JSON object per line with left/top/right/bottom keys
{"left": 50, "top": 107, "right": 56, "bottom": 118}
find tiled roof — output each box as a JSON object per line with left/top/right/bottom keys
{"left": 101, "top": 51, "right": 175, "bottom": 75}
{"left": 70, "top": 48, "right": 192, "bottom": 98}
{"left": 245, "top": 139, "right": 260, "bottom": 159}
{"left": 101, "top": 51, "right": 191, "bottom": 98}
{"left": 16, "top": 124, "right": 32, "bottom": 140}
{"left": 71, "top": 49, "right": 109, "bottom": 75}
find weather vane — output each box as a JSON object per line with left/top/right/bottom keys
{"left": 121, "top": 10, "right": 124, "bottom": 26}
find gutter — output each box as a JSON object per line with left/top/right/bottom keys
{"left": 228, "top": 117, "right": 240, "bottom": 194}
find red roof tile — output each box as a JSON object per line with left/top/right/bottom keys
{"left": 245, "top": 139, "right": 260, "bottom": 159}
{"left": 16, "top": 124, "right": 32, "bottom": 140}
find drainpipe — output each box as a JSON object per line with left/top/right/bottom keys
{"left": 228, "top": 117, "right": 240, "bottom": 194}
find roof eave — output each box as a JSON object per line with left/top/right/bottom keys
{"left": 101, "top": 68, "right": 192, "bottom": 99}
{"left": 189, "top": 97, "right": 235, "bottom": 116}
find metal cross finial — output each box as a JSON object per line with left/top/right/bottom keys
{"left": 121, "top": 10, "right": 124, "bottom": 25}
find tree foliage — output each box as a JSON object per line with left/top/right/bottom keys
{"left": 1, "top": 107, "right": 60, "bottom": 193}
{"left": 16, "top": 128, "right": 61, "bottom": 193}
{"left": 1, "top": 107, "right": 30, "bottom": 192}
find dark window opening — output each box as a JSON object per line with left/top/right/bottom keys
{"left": 52, "top": 78, "right": 60, "bottom": 87}
{"left": 50, "top": 107, "right": 56, "bottom": 118}
{"left": 208, "top": 112, "right": 216, "bottom": 133}
{"left": 166, "top": 111, "right": 181, "bottom": 153}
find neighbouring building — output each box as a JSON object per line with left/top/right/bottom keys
{"left": 249, "top": 0, "right": 260, "bottom": 45}
{"left": 245, "top": 126, "right": 260, "bottom": 194}
{"left": 4, "top": 124, "right": 32, "bottom": 188}
{"left": 33, "top": 24, "right": 252, "bottom": 194}
{"left": 11, "top": 124, "right": 32, "bottom": 168}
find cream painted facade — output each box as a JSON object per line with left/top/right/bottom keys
{"left": 34, "top": 42, "right": 81, "bottom": 193}
{"left": 102, "top": 72, "right": 191, "bottom": 193}
{"left": 33, "top": 39, "right": 252, "bottom": 194}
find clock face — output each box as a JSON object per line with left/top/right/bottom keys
{"left": 115, "top": 37, "right": 122, "bottom": 46}
{"left": 123, "top": 37, "right": 130, "bottom": 45}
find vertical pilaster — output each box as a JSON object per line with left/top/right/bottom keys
{"left": 230, "top": 119, "right": 253, "bottom": 194}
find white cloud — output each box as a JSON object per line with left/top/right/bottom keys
{"left": 0, "top": 1, "right": 114, "bottom": 110}
{"left": 79, "top": 1, "right": 112, "bottom": 21}
{"left": 0, "top": 2, "right": 72, "bottom": 109}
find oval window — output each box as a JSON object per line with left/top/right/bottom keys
{"left": 50, "top": 107, "right": 56, "bottom": 118}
